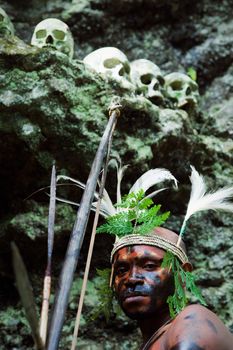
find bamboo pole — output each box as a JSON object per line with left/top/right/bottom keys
{"left": 47, "top": 101, "right": 121, "bottom": 350}
{"left": 39, "top": 164, "right": 56, "bottom": 345}
{"left": 70, "top": 112, "right": 115, "bottom": 350}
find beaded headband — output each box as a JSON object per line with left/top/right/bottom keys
{"left": 110, "top": 233, "right": 189, "bottom": 264}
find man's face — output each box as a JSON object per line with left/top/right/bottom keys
{"left": 113, "top": 245, "right": 174, "bottom": 319}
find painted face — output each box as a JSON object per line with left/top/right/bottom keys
{"left": 113, "top": 245, "right": 174, "bottom": 319}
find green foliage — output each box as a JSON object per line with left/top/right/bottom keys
{"left": 118, "top": 189, "right": 148, "bottom": 209}
{"left": 0, "top": 306, "right": 33, "bottom": 348}
{"left": 185, "top": 271, "right": 206, "bottom": 306}
{"left": 162, "top": 252, "right": 206, "bottom": 318}
{"left": 0, "top": 306, "right": 30, "bottom": 329}
{"left": 97, "top": 190, "right": 170, "bottom": 237}
{"left": 187, "top": 67, "right": 197, "bottom": 81}
{"left": 89, "top": 268, "right": 115, "bottom": 322}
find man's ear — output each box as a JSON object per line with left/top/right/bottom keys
{"left": 181, "top": 262, "right": 193, "bottom": 272}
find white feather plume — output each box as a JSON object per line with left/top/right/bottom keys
{"left": 185, "top": 166, "right": 233, "bottom": 220}
{"left": 129, "top": 168, "right": 178, "bottom": 195}
{"left": 56, "top": 175, "right": 115, "bottom": 217}
{"left": 179, "top": 166, "right": 233, "bottom": 239}
{"left": 56, "top": 167, "right": 178, "bottom": 219}
{"left": 110, "top": 157, "right": 129, "bottom": 204}
{"left": 92, "top": 187, "right": 116, "bottom": 217}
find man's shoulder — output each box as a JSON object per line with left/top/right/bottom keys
{"left": 173, "top": 303, "right": 217, "bottom": 323}
{"left": 164, "top": 304, "right": 233, "bottom": 350}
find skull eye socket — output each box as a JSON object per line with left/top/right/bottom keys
{"left": 170, "top": 81, "right": 182, "bottom": 90}
{"left": 186, "top": 86, "right": 191, "bottom": 95}
{"left": 124, "top": 63, "right": 130, "bottom": 74}
{"left": 0, "top": 14, "right": 4, "bottom": 21}
{"left": 119, "top": 67, "right": 125, "bottom": 76}
{"left": 36, "top": 29, "right": 47, "bottom": 39}
{"left": 103, "top": 58, "right": 121, "bottom": 69}
{"left": 191, "top": 84, "right": 198, "bottom": 92}
{"left": 158, "top": 76, "right": 165, "bottom": 86}
{"left": 153, "top": 82, "right": 159, "bottom": 90}
{"left": 52, "top": 30, "right": 66, "bottom": 40}
{"left": 140, "top": 74, "right": 153, "bottom": 85}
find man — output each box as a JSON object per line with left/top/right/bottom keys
{"left": 111, "top": 227, "right": 233, "bottom": 350}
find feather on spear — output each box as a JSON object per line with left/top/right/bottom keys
{"left": 178, "top": 165, "right": 233, "bottom": 245}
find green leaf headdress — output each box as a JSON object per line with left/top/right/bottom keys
{"left": 96, "top": 166, "right": 178, "bottom": 237}
{"left": 96, "top": 162, "right": 177, "bottom": 235}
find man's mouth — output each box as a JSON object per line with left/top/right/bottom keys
{"left": 122, "top": 292, "right": 149, "bottom": 301}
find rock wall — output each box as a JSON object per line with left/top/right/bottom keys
{"left": 0, "top": 0, "right": 233, "bottom": 349}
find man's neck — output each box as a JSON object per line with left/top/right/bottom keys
{"left": 138, "top": 307, "right": 171, "bottom": 343}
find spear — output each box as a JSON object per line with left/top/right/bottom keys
{"left": 39, "top": 164, "right": 56, "bottom": 345}
{"left": 70, "top": 111, "right": 114, "bottom": 349}
{"left": 47, "top": 99, "right": 122, "bottom": 350}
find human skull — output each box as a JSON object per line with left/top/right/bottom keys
{"left": 31, "top": 18, "right": 74, "bottom": 59}
{"left": 0, "top": 7, "right": 14, "bottom": 37}
{"left": 164, "top": 72, "right": 199, "bottom": 109}
{"left": 130, "top": 59, "right": 165, "bottom": 105}
{"left": 83, "top": 47, "right": 132, "bottom": 88}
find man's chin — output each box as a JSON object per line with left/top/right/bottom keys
{"left": 121, "top": 303, "right": 155, "bottom": 320}
{"left": 123, "top": 309, "right": 153, "bottom": 320}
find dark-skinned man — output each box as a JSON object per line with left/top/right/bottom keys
{"left": 111, "top": 227, "right": 233, "bottom": 350}
{"left": 95, "top": 165, "right": 233, "bottom": 349}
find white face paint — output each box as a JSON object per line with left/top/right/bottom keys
{"left": 31, "top": 18, "right": 74, "bottom": 59}
{"left": 0, "top": 7, "right": 14, "bottom": 37}
{"left": 83, "top": 47, "right": 132, "bottom": 88}
{"left": 164, "top": 72, "right": 199, "bottom": 109}
{"left": 130, "top": 59, "right": 165, "bottom": 105}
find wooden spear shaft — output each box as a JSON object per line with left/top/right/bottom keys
{"left": 39, "top": 164, "right": 56, "bottom": 345}
{"left": 47, "top": 102, "right": 121, "bottom": 350}
{"left": 71, "top": 114, "right": 115, "bottom": 350}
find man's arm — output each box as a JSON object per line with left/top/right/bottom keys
{"left": 164, "top": 304, "right": 233, "bottom": 350}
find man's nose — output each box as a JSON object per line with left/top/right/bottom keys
{"left": 125, "top": 268, "right": 144, "bottom": 286}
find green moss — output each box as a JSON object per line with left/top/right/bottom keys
{"left": 9, "top": 203, "right": 76, "bottom": 240}
{"left": 125, "top": 136, "right": 153, "bottom": 161}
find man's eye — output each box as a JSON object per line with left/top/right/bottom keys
{"left": 144, "top": 263, "right": 157, "bottom": 270}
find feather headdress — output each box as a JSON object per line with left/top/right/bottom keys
{"left": 56, "top": 163, "right": 178, "bottom": 222}
{"left": 177, "top": 165, "right": 233, "bottom": 245}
